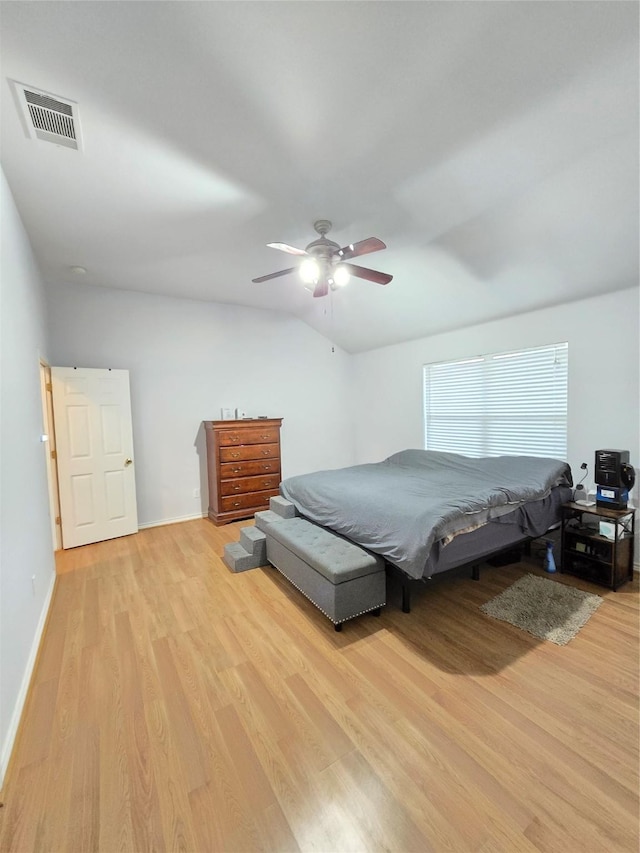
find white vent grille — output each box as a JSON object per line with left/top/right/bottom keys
{"left": 9, "top": 80, "right": 82, "bottom": 151}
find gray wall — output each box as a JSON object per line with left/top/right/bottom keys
{"left": 0, "top": 169, "right": 56, "bottom": 783}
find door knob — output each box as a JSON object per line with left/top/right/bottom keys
{"left": 124, "top": 458, "right": 133, "bottom": 467}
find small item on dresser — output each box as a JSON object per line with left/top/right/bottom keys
{"left": 220, "top": 407, "right": 234, "bottom": 420}
{"left": 235, "top": 408, "right": 248, "bottom": 419}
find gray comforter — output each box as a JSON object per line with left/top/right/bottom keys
{"left": 279, "top": 450, "right": 572, "bottom": 579}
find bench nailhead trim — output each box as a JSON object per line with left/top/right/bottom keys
{"left": 272, "top": 564, "right": 385, "bottom": 625}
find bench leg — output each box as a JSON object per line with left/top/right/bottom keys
{"left": 372, "top": 608, "right": 381, "bottom": 617}
{"left": 334, "top": 623, "right": 343, "bottom": 632}
{"left": 471, "top": 564, "right": 480, "bottom": 581}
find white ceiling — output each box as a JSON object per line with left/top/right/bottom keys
{"left": 1, "top": 1, "right": 638, "bottom": 353}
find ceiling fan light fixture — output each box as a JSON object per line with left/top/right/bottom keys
{"left": 254, "top": 220, "right": 391, "bottom": 293}
{"left": 332, "top": 264, "right": 350, "bottom": 288}
{"left": 299, "top": 257, "right": 320, "bottom": 284}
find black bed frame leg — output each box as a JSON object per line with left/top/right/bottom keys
{"left": 471, "top": 564, "right": 480, "bottom": 581}
{"left": 402, "top": 579, "right": 411, "bottom": 613}
{"left": 523, "top": 540, "right": 532, "bottom": 557}
{"left": 334, "top": 622, "right": 343, "bottom": 632}
{"left": 372, "top": 608, "right": 381, "bottom": 617}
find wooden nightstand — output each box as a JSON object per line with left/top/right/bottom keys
{"left": 560, "top": 502, "right": 636, "bottom": 590}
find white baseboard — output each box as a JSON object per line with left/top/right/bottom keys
{"left": 0, "top": 569, "right": 56, "bottom": 789}
{"left": 138, "top": 512, "right": 206, "bottom": 530}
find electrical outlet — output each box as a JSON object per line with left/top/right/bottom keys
{"left": 193, "top": 488, "right": 200, "bottom": 499}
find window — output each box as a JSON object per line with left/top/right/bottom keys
{"left": 423, "top": 342, "right": 568, "bottom": 459}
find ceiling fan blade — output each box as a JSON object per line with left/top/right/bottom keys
{"left": 313, "top": 278, "right": 329, "bottom": 298}
{"left": 267, "top": 242, "right": 308, "bottom": 256}
{"left": 336, "top": 237, "right": 386, "bottom": 261}
{"left": 252, "top": 267, "right": 297, "bottom": 283}
{"left": 343, "top": 263, "right": 392, "bottom": 285}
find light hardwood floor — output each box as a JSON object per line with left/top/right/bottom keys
{"left": 0, "top": 518, "right": 638, "bottom": 852}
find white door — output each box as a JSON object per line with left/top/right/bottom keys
{"left": 52, "top": 367, "right": 138, "bottom": 548}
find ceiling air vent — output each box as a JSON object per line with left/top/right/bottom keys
{"left": 9, "top": 80, "right": 82, "bottom": 151}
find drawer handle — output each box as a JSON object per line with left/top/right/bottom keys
{"left": 233, "top": 501, "right": 241, "bottom": 507}
{"left": 230, "top": 434, "right": 240, "bottom": 441}
{"left": 233, "top": 485, "right": 241, "bottom": 491}
{"left": 263, "top": 481, "right": 271, "bottom": 487}
{"left": 232, "top": 467, "right": 241, "bottom": 473}
{"left": 260, "top": 434, "right": 270, "bottom": 439}
{"left": 262, "top": 450, "right": 270, "bottom": 456}
{"left": 231, "top": 452, "right": 240, "bottom": 458}
{"left": 262, "top": 464, "right": 272, "bottom": 471}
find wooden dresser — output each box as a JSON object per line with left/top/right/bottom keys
{"left": 204, "top": 418, "right": 283, "bottom": 525}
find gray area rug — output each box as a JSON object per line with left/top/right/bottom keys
{"left": 480, "top": 573, "right": 603, "bottom": 645}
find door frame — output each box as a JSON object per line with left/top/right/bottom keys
{"left": 39, "top": 359, "right": 62, "bottom": 551}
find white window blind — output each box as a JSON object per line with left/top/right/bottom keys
{"left": 423, "top": 342, "right": 568, "bottom": 459}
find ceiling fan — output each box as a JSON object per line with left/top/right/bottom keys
{"left": 252, "top": 219, "right": 393, "bottom": 298}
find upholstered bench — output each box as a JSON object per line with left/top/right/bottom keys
{"left": 264, "top": 517, "right": 386, "bottom": 630}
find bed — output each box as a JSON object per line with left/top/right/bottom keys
{"left": 279, "top": 450, "right": 573, "bottom": 610}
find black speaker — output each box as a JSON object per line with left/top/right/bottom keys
{"left": 595, "top": 449, "right": 630, "bottom": 488}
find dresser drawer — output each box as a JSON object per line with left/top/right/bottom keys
{"left": 220, "top": 443, "right": 279, "bottom": 463}
{"left": 220, "top": 474, "right": 280, "bottom": 496}
{"left": 217, "top": 426, "right": 280, "bottom": 447}
{"left": 220, "top": 459, "right": 280, "bottom": 479}
{"left": 220, "top": 489, "right": 280, "bottom": 513}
